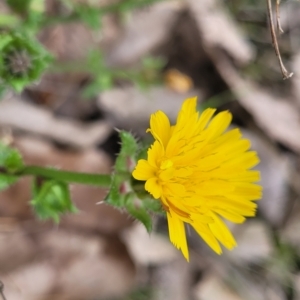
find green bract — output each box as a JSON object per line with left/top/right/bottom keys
{"left": 105, "top": 131, "right": 163, "bottom": 232}
{"left": 0, "top": 31, "right": 52, "bottom": 93}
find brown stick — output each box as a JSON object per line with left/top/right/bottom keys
{"left": 276, "top": 0, "right": 284, "bottom": 34}
{"left": 266, "top": 0, "right": 293, "bottom": 79}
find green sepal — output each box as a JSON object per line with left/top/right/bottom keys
{"left": 105, "top": 130, "right": 138, "bottom": 206}
{"left": 142, "top": 196, "right": 164, "bottom": 214}
{"left": 124, "top": 192, "right": 153, "bottom": 232}
{"left": 31, "top": 179, "right": 77, "bottom": 223}
{"left": 115, "top": 131, "right": 139, "bottom": 171}
{"left": 136, "top": 140, "right": 151, "bottom": 161}
{"left": 105, "top": 172, "right": 128, "bottom": 207}
{"left": 105, "top": 130, "right": 155, "bottom": 232}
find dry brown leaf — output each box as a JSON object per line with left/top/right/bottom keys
{"left": 106, "top": 1, "right": 184, "bottom": 67}
{"left": 122, "top": 223, "right": 180, "bottom": 265}
{"left": 209, "top": 50, "right": 300, "bottom": 153}
{"left": 152, "top": 258, "right": 191, "bottom": 300}
{"left": 0, "top": 229, "right": 135, "bottom": 300}
{"left": 194, "top": 274, "right": 243, "bottom": 300}
{"left": 242, "top": 130, "right": 291, "bottom": 227}
{"left": 226, "top": 220, "right": 273, "bottom": 264}
{"left": 0, "top": 94, "right": 112, "bottom": 149}
{"left": 292, "top": 53, "right": 300, "bottom": 108}
{"left": 187, "top": 0, "right": 254, "bottom": 65}
{"left": 98, "top": 86, "right": 203, "bottom": 135}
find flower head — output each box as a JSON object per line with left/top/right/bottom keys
{"left": 132, "top": 97, "right": 262, "bottom": 260}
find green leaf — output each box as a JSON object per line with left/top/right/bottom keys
{"left": 86, "top": 50, "right": 105, "bottom": 74}
{"left": 6, "top": 0, "right": 32, "bottom": 14}
{"left": 30, "top": 0, "right": 45, "bottom": 13}
{"left": 0, "top": 142, "right": 23, "bottom": 191}
{"left": 0, "top": 35, "right": 13, "bottom": 50}
{"left": 75, "top": 4, "right": 101, "bottom": 30}
{"left": 142, "top": 56, "right": 165, "bottom": 69}
{"left": 0, "top": 84, "right": 6, "bottom": 98}
{"left": 82, "top": 75, "right": 113, "bottom": 98}
{"left": 0, "top": 174, "right": 18, "bottom": 191}
{"left": 31, "top": 179, "right": 77, "bottom": 222}
{"left": 0, "top": 14, "right": 20, "bottom": 27}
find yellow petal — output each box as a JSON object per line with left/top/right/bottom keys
{"left": 214, "top": 208, "right": 246, "bottom": 223}
{"left": 132, "top": 160, "right": 156, "bottom": 181}
{"left": 205, "top": 111, "right": 232, "bottom": 140}
{"left": 166, "top": 199, "right": 191, "bottom": 221}
{"left": 205, "top": 196, "right": 257, "bottom": 212}
{"left": 180, "top": 97, "right": 198, "bottom": 116}
{"left": 229, "top": 183, "right": 262, "bottom": 200}
{"left": 217, "top": 139, "right": 251, "bottom": 157}
{"left": 197, "top": 108, "right": 216, "bottom": 131}
{"left": 145, "top": 178, "right": 162, "bottom": 199}
{"left": 214, "top": 128, "right": 242, "bottom": 146}
{"left": 195, "top": 154, "right": 226, "bottom": 171}
{"left": 167, "top": 212, "right": 189, "bottom": 261}
{"left": 208, "top": 213, "right": 237, "bottom": 250}
{"left": 147, "top": 141, "right": 164, "bottom": 168}
{"left": 192, "top": 222, "right": 222, "bottom": 254}
{"left": 166, "top": 183, "right": 186, "bottom": 196}
{"left": 175, "top": 97, "right": 198, "bottom": 131}
{"left": 228, "top": 170, "right": 261, "bottom": 182}
{"left": 159, "top": 167, "right": 174, "bottom": 181}
{"left": 147, "top": 111, "right": 171, "bottom": 148}
{"left": 222, "top": 151, "right": 260, "bottom": 169}
{"left": 195, "top": 180, "right": 235, "bottom": 196}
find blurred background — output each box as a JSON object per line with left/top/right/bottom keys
{"left": 1, "top": 0, "right": 300, "bottom": 299}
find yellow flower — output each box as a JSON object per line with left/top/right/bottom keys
{"left": 132, "top": 97, "right": 262, "bottom": 261}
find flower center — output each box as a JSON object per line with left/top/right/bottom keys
{"left": 158, "top": 159, "right": 174, "bottom": 181}
{"left": 160, "top": 159, "right": 173, "bottom": 170}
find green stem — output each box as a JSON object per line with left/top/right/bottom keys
{"left": 18, "top": 166, "right": 111, "bottom": 187}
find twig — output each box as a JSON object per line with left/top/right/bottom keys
{"left": 0, "top": 281, "right": 7, "bottom": 300}
{"left": 276, "top": 0, "right": 284, "bottom": 34}
{"left": 266, "top": 0, "right": 293, "bottom": 79}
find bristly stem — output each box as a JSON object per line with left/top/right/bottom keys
{"left": 1, "top": 165, "right": 112, "bottom": 187}
{"left": 266, "top": 0, "right": 293, "bottom": 79}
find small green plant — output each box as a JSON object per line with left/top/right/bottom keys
{"left": 0, "top": 0, "right": 165, "bottom": 95}
{"left": 81, "top": 52, "right": 165, "bottom": 98}
{"left": 0, "top": 31, "right": 52, "bottom": 93}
